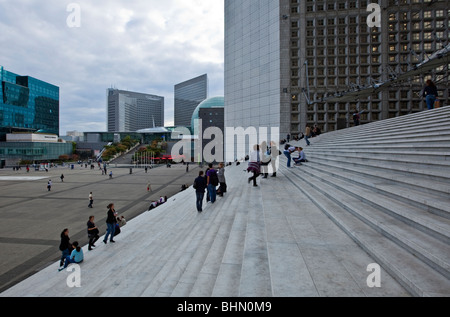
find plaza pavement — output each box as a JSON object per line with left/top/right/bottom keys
{"left": 0, "top": 163, "right": 199, "bottom": 293}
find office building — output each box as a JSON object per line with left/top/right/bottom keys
{"left": 174, "top": 74, "right": 208, "bottom": 127}
{"left": 0, "top": 65, "right": 60, "bottom": 140}
{"left": 107, "top": 89, "right": 164, "bottom": 132}
{"left": 225, "top": 0, "right": 450, "bottom": 135}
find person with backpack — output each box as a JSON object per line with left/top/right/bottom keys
{"left": 206, "top": 163, "right": 219, "bottom": 204}
{"left": 193, "top": 171, "right": 207, "bottom": 212}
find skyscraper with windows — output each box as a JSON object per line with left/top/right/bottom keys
{"left": 174, "top": 74, "right": 208, "bottom": 127}
{"left": 225, "top": 0, "right": 450, "bottom": 135}
{"left": 107, "top": 88, "right": 164, "bottom": 132}
{"left": 0, "top": 66, "right": 60, "bottom": 140}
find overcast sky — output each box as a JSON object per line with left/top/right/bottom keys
{"left": 0, "top": 0, "right": 224, "bottom": 134}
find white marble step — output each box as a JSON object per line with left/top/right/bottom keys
{"left": 280, "top": 168, "right": 450, "bottom": 297}
{"left": 171, "top": 194, "right": 241, "bottom": 297}
{"left": 318, "top": 107, "right": 450, "bottom": 140}
{"left": 307, "top": 154, "right": 450, "bottom": 182}
{"left": 320, "top": 118, "right": 450, "bottom": 142}
{"left": 295, "top": 162, "right": 450, "bottom": 243}
{"left": 283, "top": 166, "right": 450, "bottom": 279}
{"left": 307, "top": 149, "right": 450, "bottom": 167}
{"left": 302, "top": 160, "right": 450, "bottom": 215}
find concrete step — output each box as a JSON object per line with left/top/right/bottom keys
{"left": 189, "top": 172, "right": 253, "bottom": 297}
{"left": 302, "top": 160, "right": 450, "bottom": 215}
{"left": 307, "top": 153, "right": 450, "bottom": 183}
{"left": 320, "top": 118, "right": 450, "bottom": 143}
{"left": 318, "top": 107, "right": 450, "bottom": 140}
{"left": 171, "top": 193, "right": 241, "bottom": 297}
{"left": 306, "top": 148, "right": 450, "bottom": 164}
{"left": 283, "top": 166, "right": 450, "bottom": 279}
{"left": 280, "top": 167, "right": 450, "bottom": 297}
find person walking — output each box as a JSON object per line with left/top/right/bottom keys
{"left": 217, "top": 162, "right": 227, "bottom": 196}
{"left": 103, "top": 203, "right": 117, "bottom": 244}
{"left": 87, "top": 216, "right": 100, "bottom": 251}
{"left": 194, "top": 171, "right": 207, "bottom": 212}
{"left": 269, "top": 141, "right": 280, "bottom": 177}
{"left": 60, "top": 174, "right": 64, "bottom": 182}
{"left": 88, "top": 192, "right": 94, "bottom": 208}
{"left": 423, "top": 80, "right": 438, "bottom": 110}
{"left": 206, "top": 164, "right": 219, "bottom": 203}
{"left": 260, "top": 141, "right": 271, "bottom": 179}
{"left": 305, "top": 125, "right": 311, "bottom": 146}
{"left": 47, "top": 180, "right": 52, "bottom": 191}
{"left": 247, "top": 144, "right": 261, "bottom": 187}
{"left": 59, "top": 228, "right": 71, "bottom": 268}
{"left": 147, "top": 182, "right": 152, "bottom": 192}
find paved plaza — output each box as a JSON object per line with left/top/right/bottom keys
{"left": 0, "top": 163, "right": 199, "bottom": 292}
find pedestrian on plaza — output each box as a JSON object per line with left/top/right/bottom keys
{"left": 193, "top": 170, "right": 207, "bottom": 212}
{"left": 60, "top": 174, "right": 64, "bottom": 182}
{"left": 147, "top": 182, "right": 152, "bottom": 192}
{"left": 87, "top": 216, "right": 100, "bottom": 251}
{"left": 47, "top": 180, "right": 52, "bottom": 191}
{"left": 59, "top": 228, "right": 71, "bottom": 268}
{"left": 109, "top": 171, "right": 113, "bottom": 179}
{"left": 59, "top": 241, "right": 83, "bottom": 271}
{"left": 186, "top": 162, "right": 189, "bottom": 173}
{"left": 423, "top": 80, "right": 438, "bottom": 110}
{"left": 88, "top": 192, "right": 94, "bottom": 208}
{"left": 247, "top": 144, "right": 261, "bottom": 187}
{"left": 103, "top": 203, "right": 117, "bottom": 244}
{"left": 206, "top": 163, "right": 219, "bottom": 203}
{"left": 217, "top": 162, "right": 227, "bottom": 197}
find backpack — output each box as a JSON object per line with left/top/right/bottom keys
{"left": 209, "top": 171, "right": 219, "bottom": 186}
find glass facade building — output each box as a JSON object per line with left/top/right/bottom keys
{"left": 0, "top": 66, "right": 60, "bottom": 139}
{"left": 107, "top": 89, "right": 164, "bottom": 132}
{"left": 174, "top": 74, "right": 208, "bottom": 127}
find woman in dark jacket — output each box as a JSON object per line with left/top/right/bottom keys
{"left": 103, "top": 203, "right": 117, "bottom": 244}
{"left": 87, "top": 216, "right": 100, "bottom": 251}
{"left": 59, "top": 228, "right": 71, "bottom": 268}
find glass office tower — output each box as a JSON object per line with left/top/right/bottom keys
{"left": 174, "top": 74, "right": 208, "bottom": 127}
{"left": 0, "top": 66, "right": 60, "bottom": 139}
{"left": 107, "top": 89, "right": 164, "bottom": 132}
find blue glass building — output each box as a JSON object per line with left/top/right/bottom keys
{"left": 0, "top": 66, "right": 60, "bottom": 140}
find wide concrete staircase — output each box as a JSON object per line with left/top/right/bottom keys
{"left": 2, "top": 107, "right": 449, "bottom": 297}
{"left": 281, "top": 106, "right": 450, "bottom": 297}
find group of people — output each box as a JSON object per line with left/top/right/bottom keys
{"left": 193, "top": 162, "right": 227, "bottom": 212}
{"left": 148, "top": 196, "right": 169, "bottom": 210}
{"left": 283, "top": 145, "right": 308, "bottom": 168}
{"left": 246, "top": 141, "right": 280, "bottom": 187}
{"left": 58, "top": 203, "right": 126, "bottom": 271}
{"left": 280, "top": 125, "right": 321, "bottom": 148}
